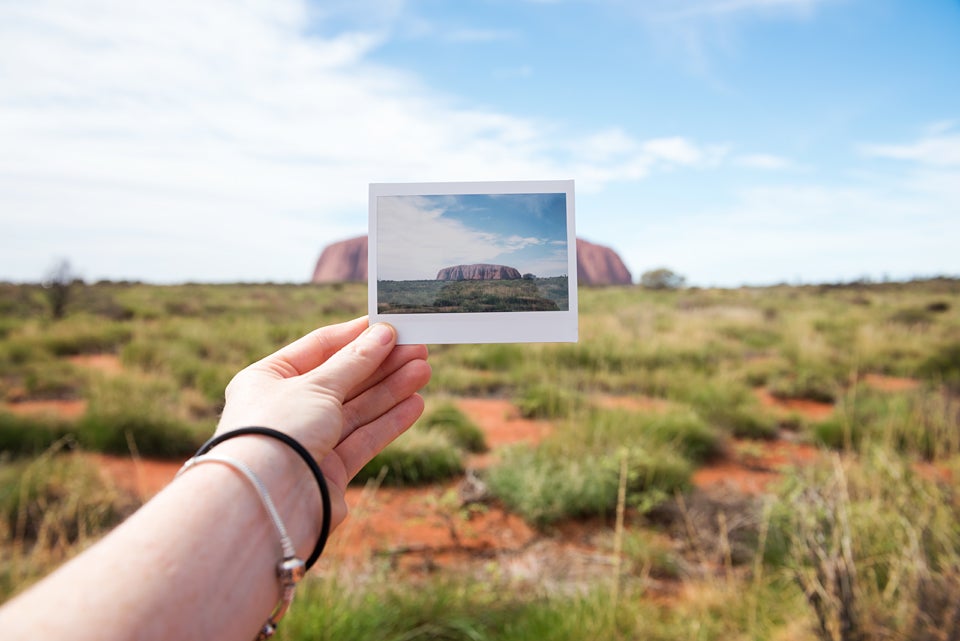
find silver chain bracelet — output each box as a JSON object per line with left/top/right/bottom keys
{"left": 177, "top": 453, "right": 306, "bottom": 640}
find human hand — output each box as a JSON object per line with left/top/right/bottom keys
{"left": 216, "top": 316, "right": 430, "bottom": 527}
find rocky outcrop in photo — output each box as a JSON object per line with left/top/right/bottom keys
{"left": 436, "top": 264, "right": 522, "bottom": 281}
{"left": 311, "top": 235, "right": 634, "bottom": 286}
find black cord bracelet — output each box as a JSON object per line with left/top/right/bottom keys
{"left": 194, "top": 427, "right": 331, "bottom": 570}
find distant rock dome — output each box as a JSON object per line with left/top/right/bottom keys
{"left": 576, "top": 238, "right": 632, "bottom": 286}
{"left": 436, "top": 264, "right": 522, "bottom": 281}
{"left": 311, "top": 236, "right": 367, "bottom": 283}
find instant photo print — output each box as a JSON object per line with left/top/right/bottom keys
{"left": 369, "top": 180, "right": 578, "bottom": 344}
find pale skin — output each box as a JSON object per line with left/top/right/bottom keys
{"left": 0, "top": 316, "right": 431, "bottom": 641}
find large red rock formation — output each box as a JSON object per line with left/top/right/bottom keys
{"left": 311, "top": 235, "right": 367, "bottom": 283}
{"left": 311, "top": 235, "right": 633, "bottom": 286}
{"left": 436, "top": 264, "right": 522, "bottom": 281}
{"left": 576, "top": 238, "right": 632, "bottom": 286}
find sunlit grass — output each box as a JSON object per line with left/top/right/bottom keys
{"left": 1, "top": 278, "right": 959, "bottom": 638}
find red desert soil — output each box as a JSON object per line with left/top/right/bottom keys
{"left": 861, "top": 373, "right": 920, "bottom": 392}
{"left": 4, "top": 398, "right": 87, "bottom": 419}
{"left": 67, "top": 353, "right": 124, "bottom": 375}
{"left": 754, "top": 387, "right": 834, "bottom": 421}
{"left": 1, "top": 354, "right": 123, "bottom": 418}
{"left": 83, "top": 396, "right": 827, "bottom": 575}
{"left": 11, "top": 353, "right": 937, "bottom": 585}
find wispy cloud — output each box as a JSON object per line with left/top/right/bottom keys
{"left": 655, "top": 0, "right": 830, "bottom": 20}
{"left": 377, "top": 197, "right": 562, "bottom": 280}
{"left": 444, "top": 28, "right": 516, "bottom": 43}
{"left": 612, "top": 126, "right": 960, "bottom": 286}
{"left": 624, "top": 0, "right": 837, "bottom": 78}
{"left": 0, "top": 1, "right": 748, "bottom": 281}
{"left": 734, "top": 153, "right": 794, "bottom": 170}
{"left": 860, "top": 128, "right": 960, "bottom": 167}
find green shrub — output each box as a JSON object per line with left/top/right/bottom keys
{"left": 458, "top": 343, "right": 527, "bottom": 371}
{"left": 40, "top": 322, "right": 133, "bottom": 356}
{"left": 620, "top": 530, "right": 686, "bottom": 579}
{"left": 718, "top": 324, "right": 782, "bottom": 350}
{"left": 516, "top": 384, "right": 583, "bottom": 419}
{"left": 671, "top": 378, "right": 778, "bottom": 439}
{"left": 21, "top": 359, "right": 83, "bottom": 399}
{"left": 487, "top": 444, "right": 690, "bottom": 528}
{"left": 768, "top": 452, "right": 960, "bottom": 641}
{"left": 0, "top": 412, "right": 74, "bottom": 455}
{"left": 767, "top": 366, "right": 839, "bottom": 404}
{"left": 917, "top": 341, "right": 960, "bottom": 390}
{"left": 812, "top": 387, "right": 960, "bottom": 460}
{"left": 583, "top": 408, "right": 724, "bottom": 464}
{"left": 888, "top": 307, "right": 933, "bottom": 326}
{"left": 352, "top": 429, "right": 463, "bottom": 486}
{"left": 420, "top": 402, "right": 487, "bottom": 453}
{"left": 0, "top": 451, "right": 135, "bottom": 549}
{"left": 77, "top": 377, "right": 208, "bottom": 457}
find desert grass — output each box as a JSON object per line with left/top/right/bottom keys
{"left": 0, "top": 443, "right": 139, "bottom": 600}
{"left": 1, "top": 278, "right": 959, "bottom": 639}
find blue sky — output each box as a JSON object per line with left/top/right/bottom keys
{"left": 377, "top": 192, "right": 569, "bottom": 280}
{"left": 1, "top": 0, "right": 958, "bottom": 285}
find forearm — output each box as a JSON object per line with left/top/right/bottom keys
{"left": 0, "top": 319, "right": 430, "bottom": 640}
{"left": 0, "top": 437, "right": 323, "bottom": 641}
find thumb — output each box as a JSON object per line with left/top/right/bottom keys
{"left": 306, "top": 322, "right": 398, "bottom": 400}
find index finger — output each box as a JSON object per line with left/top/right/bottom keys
{"left": 261, "top": 316, "right": 369, "bottom": 377}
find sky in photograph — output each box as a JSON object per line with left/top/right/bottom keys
{"left": 1, "top": 0, "right": 958, "bottom": 286}
{"left": 377, "top": 192, "right": 569, "bottom": 280}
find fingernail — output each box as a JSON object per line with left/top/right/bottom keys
{"left": 366, "top": 323, "right": 395, "bottom": 345}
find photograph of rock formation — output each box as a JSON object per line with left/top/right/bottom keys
{"left": 375, "top": 192, "right": 571, "bottom": 314}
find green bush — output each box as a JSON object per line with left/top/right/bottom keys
{"left": 812, "top": 387, "right": 960, "bottom": 460}
{"left": 517, "top": 384, "right": 583, "bottom": 419}
{"left": 487, "top": 444, "right": 690, "bottom": 528}
{"left": 671, "top": 378, "right": 778, "bottom": 439}
{"left": 0, "top": 412, "right": 75, "bottom": 455}
{"left": 583, "top": 408, "right": 724, "bottom": 464}
{"left": 20, "top": 359, "right": 83, "bottom": 399}
{"left": 458, "top": 343, "right": 527, "bottom": 371}
{"left": 768, "top": 452, "right": 960, "bottom": 641}
{"left": 40, "top": 322, "right": 133, "bottom": 356}
{"left": 767, "top": 366, "right": 839, "bottom": 404}
{"left": 77, "top": 377, "right": 208, "bottom": 457}
{"left": 918, "top": 341, "right": 960, "bottom": 390}
{"left": 420, "top": 402, "right": 487, "bottom": 453}
{"left": 352, "top": 429, "right": 464, "bottom": 486}
{"left": 0, "top": 451, "right": 135, "bottom": 549}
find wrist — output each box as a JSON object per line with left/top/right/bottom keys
{"left": 206, "top": 435, "right": 324, "bottom": 563}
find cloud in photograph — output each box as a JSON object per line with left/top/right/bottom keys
{"left": 376, "top": 192, "right": 569, "bottom": 280}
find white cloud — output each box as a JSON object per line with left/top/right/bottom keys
{"left": 613, "top": 151, "right": 960, "bottom": 286}
{"left": 376, "top": 197, "right": 557, "bottom": 280}
{"left": 0, "top": 0, "right": 740, "bottom": 282}
{"left": 734, "top": 153, "right": 793, "bottom": 170}
{"left": 444, "top": 28, "right": 516, "bottom": 43}
{"left": 861, "top": 131, "right": 960, "bottom": 167}
{"left": 624, "top": 0, "right": 837, "bottom": 79}
{"left": 657, "top": 0, "right": 830, "bottom": 20}
{"left": 642, "top": 136, "right": 725, "bottom": 165}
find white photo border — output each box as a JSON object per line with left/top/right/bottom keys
{"left": 369, "top": 180, "right": 578, "bottom": 344}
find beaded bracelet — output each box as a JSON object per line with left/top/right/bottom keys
{"left": 176, "top": 453, "right": 305, "bottom": 640}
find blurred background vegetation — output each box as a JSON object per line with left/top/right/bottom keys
{"left": 1, "top": 278, "right": 958, "bottom": 640}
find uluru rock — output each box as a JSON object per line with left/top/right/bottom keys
{"left": 436, "top": 264, "right": 522, "bottom": 281}
{"left": 576, "top": 238, "right": 632, "bottom": 286}
{"left": 311, "top": 236, "right": 633, "bottom": 286}
{"left": 311, "top": 236, "right": 367, "bottom": 283}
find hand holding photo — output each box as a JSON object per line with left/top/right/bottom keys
{"left": 369, "top": 180, "right": 578, "bottom": 344}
